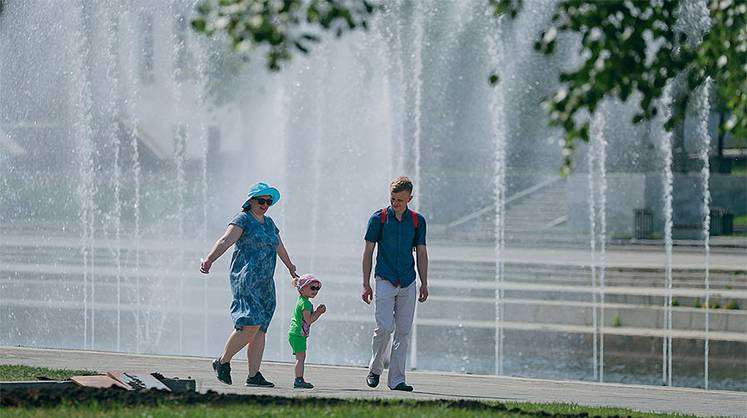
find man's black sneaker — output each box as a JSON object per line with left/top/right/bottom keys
{"left": 366, "top": 372, "right": 380, "bottom": 388}
{"left": 245, "top": 371, "right": 275, "bottom": 388}
{"left": 212, "top": 358, "right": 232, "bottom": 385}
{"left": 391, "top": 382, "right": 413, "bottom": 392}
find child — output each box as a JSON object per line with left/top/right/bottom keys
{"left": 288, "top": 274, "right": 326, "bottom": 389}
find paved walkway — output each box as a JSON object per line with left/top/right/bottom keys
{"left": 2, "top": 347, "right": 745, "bottom": 417}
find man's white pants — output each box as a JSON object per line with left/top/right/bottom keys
{"left": 369, "top": 277, "right": 417, "bottom": 388}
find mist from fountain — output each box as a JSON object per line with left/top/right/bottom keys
{"left": 695, "top": 78, "right": 712, "bottom": 389}
{"left": 98, "top": 1, "right": 124, "bottom": 352}
{"left": 659, "top": 85, "right": 675, "bottom": 387}
{"left": 196, "top": 37, "right": 210, "bottom": 356}
{"left": 595, "top": 107, "right": 608, "bottom": 382}
{"left": 122, "top": 5, "right": 143, "bottom": 353}
{"left": 587, "top": 114, "right": 600, "bottom": 381}
{"left": 589, "top": 105, "right": 608, "bottom": 382}
{"left": 408, "top": 1, "right": 428, "bottom": 215}
{"left": 488, "top": 13, "right": 507, "bottom": 377}
{"left": 68, "top": 1, "right": 97, "bottom": 350}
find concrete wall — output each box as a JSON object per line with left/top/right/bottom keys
{"left": 567, "top": 172, "right": 746, "bottom": 238}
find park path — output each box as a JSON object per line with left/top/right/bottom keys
{"left": 1, "top": 346, "right": 745, "bottom": 417}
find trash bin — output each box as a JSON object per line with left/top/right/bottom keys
{"left": 722, "top": 213, "right": 734, "bottom": 235}
{"left": 711, "top": 209, "right": 734, "bottom": 236}
{"left": 710, "top": 208, "right": 723, "bottom": 235}
{"left": 634, "top": 208, "right": 654, "bottom": 239}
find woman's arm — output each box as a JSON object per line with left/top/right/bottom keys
{"left": 199, "top": 224, "right": 243, "bottom": 274}
{"left": 277, "top": 235, "right": 299, "bottom": 280}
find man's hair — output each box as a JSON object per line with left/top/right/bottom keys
{"left": 390, "top": 176, "right": 414, "bottom": 194}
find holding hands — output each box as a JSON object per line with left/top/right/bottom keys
{"left": 288, "top": 262, "right": 298, "bottom": 278}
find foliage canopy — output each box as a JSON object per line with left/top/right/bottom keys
{"left": 492, "top": 0, "right": 747, "bottom": 174}
{"left": 191, "top": 1, "right": 746, "bottom": 174}
{"left": 192, "top": 0, "right": 376, "bottom": 71}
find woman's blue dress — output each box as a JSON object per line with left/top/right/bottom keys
{"left": 228, "top": 212, "right": 279, "bottom": 332}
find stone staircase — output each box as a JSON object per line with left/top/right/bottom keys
{"left": 436, "top": 178, "right": 583, "bottom": 245}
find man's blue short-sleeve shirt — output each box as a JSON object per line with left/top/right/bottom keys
{"left": 364, "top": 207, "right": 426, "bottom": 288}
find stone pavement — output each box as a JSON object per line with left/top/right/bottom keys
{"left": 1, "top": 347, "right": 745, "bottom": 417}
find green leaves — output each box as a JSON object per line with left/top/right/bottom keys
{"left": 192, "top": 0, "right": 377, "bottom": 71}
{"left": 500, "top": 0, "right": 746, "bottom": 175}
{"left": 191, "top": 17, "right": 207, "bottom": 32}
{"left": 490, "top": 0, "right": 522, "bottom": 19}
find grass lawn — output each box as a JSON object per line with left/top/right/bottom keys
{"left": 1, "top": 365, "right": 694, "bottom": 418}
{"left": 1, "top": 403, "right": 698, "bottom": 418}
{"left": 0, "top": 364, "right": 96, "bottom": 381}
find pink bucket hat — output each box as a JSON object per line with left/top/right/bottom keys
{"left": 296, "top": 274, "right": 321, "bottom": 290}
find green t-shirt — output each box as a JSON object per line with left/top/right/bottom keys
{"left": 288, "top": 295, "right": 313, "bottom": 337}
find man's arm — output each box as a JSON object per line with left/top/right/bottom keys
{"left": 361, "top": 240, "right": 376, "bottom": 304}
{"left": 416, "top": 245, "right": 428, "bottom": 302}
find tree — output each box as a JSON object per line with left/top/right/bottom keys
{"left": 192, "top": 0, "right": 746, "bottom": 175}
{"left": 191, "top": 0, "right": 377, "bottom": 71}
{"left": 491, "top": 0, "right": 746, "bottom": 175}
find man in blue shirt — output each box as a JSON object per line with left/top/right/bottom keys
{"left": 361, "top": 176, "right": 428, "bottom": 391}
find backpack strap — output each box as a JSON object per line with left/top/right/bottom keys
{"left": 377, "top": 208, "right": 386, "bottom": 243}
{"left": 410, "top": 210, "right": 419, "bottom": 248}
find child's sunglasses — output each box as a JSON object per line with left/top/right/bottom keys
{"left": 309, "top": 286, "right": 321, "bottom": 291}
{"left": 254, "top": 197, "right": 273, "bottom": 205}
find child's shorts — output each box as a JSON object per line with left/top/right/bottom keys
{"left": 288, "top": 334, "right": 307, "bottom": 354}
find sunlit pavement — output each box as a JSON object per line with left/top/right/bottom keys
{"left": 2, "top": 346, "right": 745, "bottom": 417}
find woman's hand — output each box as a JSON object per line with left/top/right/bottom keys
{"left": 288, "top": 263, "right": 298, "bottom": 278}
{"left": 277, "top": 236, "right": 298, "bottom": 278}
{"left": 199, "top": 258, "right": 212, "bottom": 274}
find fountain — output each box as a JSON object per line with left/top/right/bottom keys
{"left": 0, "top": 0, "right": 744, "bottom": 391}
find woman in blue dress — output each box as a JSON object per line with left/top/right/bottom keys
{"left": 200, "top": 182, "right": 298, "bottom": 387}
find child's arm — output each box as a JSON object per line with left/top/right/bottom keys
{"left": 302, "top": 304, "right": 326, "bottom": 324}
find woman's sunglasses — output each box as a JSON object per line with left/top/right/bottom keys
{"left": 254, "top": 198, "right": 273, "bottom": 205}
{"left": 309, "top": 286, "right": 321, "bottom": 291}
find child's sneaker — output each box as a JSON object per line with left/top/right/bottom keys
{"left": 293, "top": 377, "right": 314, "bottom": 389}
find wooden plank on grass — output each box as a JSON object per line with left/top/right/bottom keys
{"left": 71, "top": 375, "right": 132, "bottom": 390}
